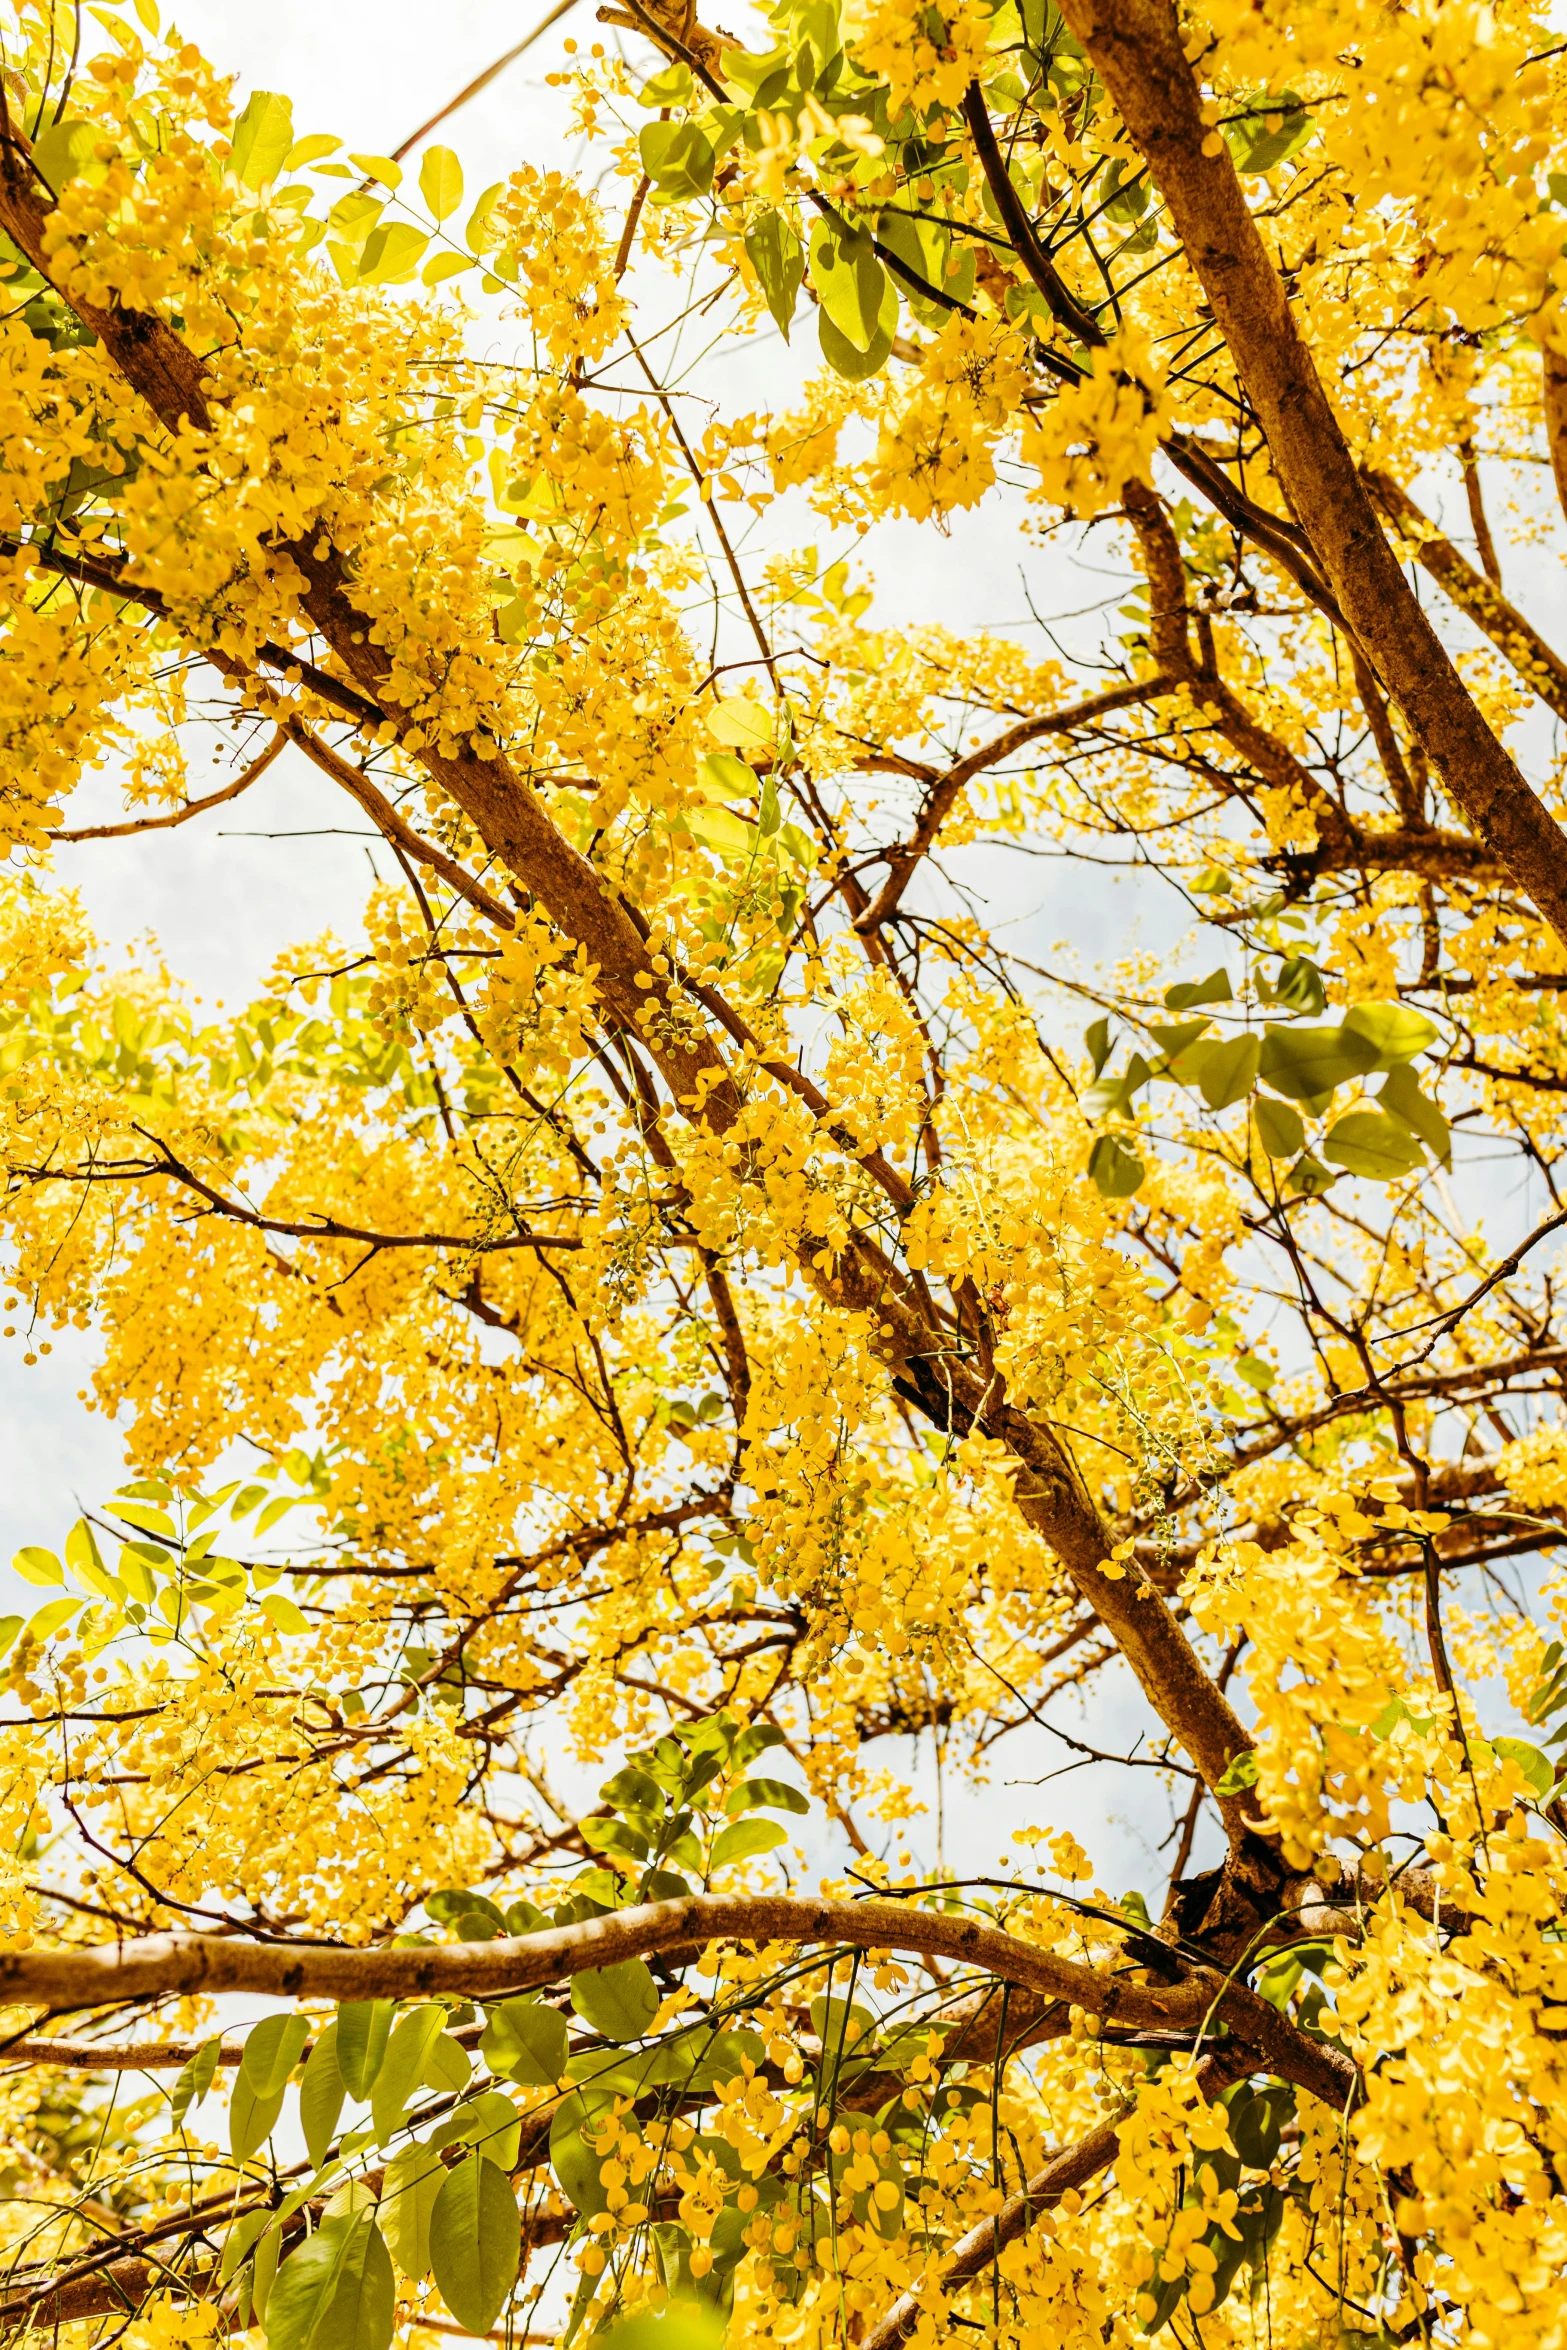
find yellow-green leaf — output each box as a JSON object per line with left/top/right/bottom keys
{"left": 348, "top": 152, "right": 403, "bottom": 190}
{"left": 13, "top": 1546, "right": 63, "bottom": 1587}
{"left": 419, "top": 146, "right": 464, "bottom": 222}
{"left": 231, "top": 91, "right": 295, "bottom": 191}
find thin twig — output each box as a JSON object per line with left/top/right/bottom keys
{"left": 50, "top": 731, "right": 288, "bottom": 842}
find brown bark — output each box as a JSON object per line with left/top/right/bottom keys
{"left": 1363, "top": 469, "right": 1567, "bottom": 726}
{"left": 1052, "top": 0, "right": 1567, "bottom": 954}
{"left": 855, "top": 677, "right": 1176, "bottom": 932}
{"left": 49, "top": 729, "right": 288, "bottom": 842}
{"left": 1460, "top": 445, "right": 1502, "bottom": 589}
{"left": 0, "top": 1895, "right": 1354, "bottom": 2105}
{"left": 1122, "top": 480, "right": 1350, "bottom": 845}
{"left": 859, "top": 2047, "right": 1255, "bottom": 2350}
{"left": 1542, "top": 346, "right": 1567, "bottom": 531}
{"left": 1, "top": 2257, "right": 201, "bottom": 2328}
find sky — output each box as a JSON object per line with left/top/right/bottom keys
{"left": 4, "top": 0, "right": 1564, "bottom": 1898}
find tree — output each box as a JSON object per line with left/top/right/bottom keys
{"left": 3, "top": 0, "right": 1567, "bottom": 2338}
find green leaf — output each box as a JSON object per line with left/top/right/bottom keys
{"left": 808, "top": 216, "right": 888, "bottom": 353}
{"left": 1286, "top": 1151, "right": 1334, "bottom": 1195}
{"left": 231, "top": 92, "right": 296, "bottom": 191}
{"left": 810, "top": 1994, "right": 875, "bottom": 2052}
{"left": 705, "top": 695, "right": 776, "bottom": 753}
{"left": 1215, "top": 1750, "right": 1259, "bottom": 1795}
{"left": 221, "top": 2207, "right": 274, "bottom": 2286}
{"left": 1085, "top": 1016, "right": 1113, "bottom": 1077}
{"left": 335, "top": 2001, "right": 394, "bottom": 2100}
{"left": 429, "top": 2155, "right": 521, "bottom": 2335}
{"left": 1196, "top": 1031, "right": 1260, "bottom": 1110}
{"left": 1234, "top": 1354, "right": 1276, "bottom": 1391}
{"left": 598, "top": 2300, "right": 728, "bottom": 2350}
{"left": 1253, "top": 1095, "right": 1303, "bottom": 1161}
{"left": 170, "top": 2035, "right": 222, "bottom": 2127}
{"left": 243, "top": 2013, "right": 312, "bottom": 2099}
{"left": 64, "top": 1517, "right": 111, "bottom": 1586}
{"left": 382, "top": 2142, "right": 445, "bottom": 2281}
{"left": 710, "top": 1816, "right": 788, "bottom": 1870}
{"left": 1322, "top": 1110, "right": 1425, "bottom": 1181}
{"left": 299, "top": 2023, "right": 345, "bottom": 2172}
{"left": 1228, "top": 2083, "right": 1294, "bottom": 2168}
{"left": 1493, "top": 1735, "right": 1555, "bottom": 1798}
{"left": 251, "top": 2217, "right": 281, "bottom": 2325}
{"left": 481, "top": 1996, "right": 568, "bottom": 2089}
{"left": 1088, "top": 1133, "right": 1145, "bottom": 1199}
{"left": 419, "top": 146, "right": 464, "bottom": 221}
{"left": 260, "top": 1592, "right": 308, "bottom": 1635}
{"left": 638, "top": 121, "right": 715, "bottom": 199}
{"left": 582, "top": 1815, "right": 652, "bottom": 1860}
{"left": 455, "top": 2088, "right": 522, "bottom": 2170}
{"left": 1258, "top": 1022, "right": 1379, "bottom": 1102}
{"left": 1272, "top": 954, "right": 1326, "bottom": 1016}
{"left": 744, "top": 210, "right": 804, "bottom": 339}
{"left": 357, "top": 224, "right": 430, "bottom": 285}
{"left": 1378, "top": 1064, "right": 1450, "bottom": 1166}
{"left": 725, "top": 1775, "right": 809, "bottom": 1817}
{"left": 1370, "top": 1697, "right": 1435, "bottom": 1738}
{"left": 1148, "top": 1016, "right": 1212, "bottom": 1059}
{"left": 423, "top": 2034, "right": 471, "bottom": 2094}
{"left": 13, "top": 1547, "right": 63, "bottom": 1587}
{"left": 422, "top": 250, "right": 475, "bottom": 286}
{"left": 1165, "top": 967, "right": 1232, "bottom": 1010}
{"left": 732, "top": 1722, "right": 785, "bottom": 1767}
{"left": 230, "top": 2068, "right": 289, "bottom": 2162}
{"left": 265, "top": 2212, "right": 394, "bottom": 2350}
{"left": 1341, "top": 1001, "right": 1439, "bottom": 1068}
{"left": 874, "top": 204, "right": 972, "bottom": 327}
{"left": 818, "top": 303, "right": 894, "bottom": 381}
{"left": 371, "top": 2004, "right": 445, "bottom": 2143}
{"left": 33, "top": 119, "right": 105, "bottom": 195}
{"left": 695, "top": 752, "right": 762, "bottom": 806}
{"left": 1085, "top": 1050, "right": 1151, "bottom": 1119}
{"left": 550, "top": 2089, "right": 614, "bottom": 2215}
{"left": 425, "top": 1887, "right": 506, "bottom": 1931}
{"left": 570, "top": 1958, "right": 658, "bottom": 2043}
{"left": 1229, "top": 92, "right": 1313, "bottom": 175}
{"left": 117, "top": 1548, "right": 160, "bottom": 1603}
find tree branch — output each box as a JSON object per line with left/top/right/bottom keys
{"left": 49, "top": 729, "right": 288, "bottom": 841}
{"left": 1362, "top": 468, "right": 1567, "bottom": 725}
{"left": 0, "top": 1897, "right": 1353, "bottom": 2105}
{"left": 854, "top": 678, "right": 1175, "bottom": 933}
{"left": 1054, "top": 0, "right": 1567, "bottom": 955}
{"left": 860, "top": 2047, "right": 1255, "bottom": 2350}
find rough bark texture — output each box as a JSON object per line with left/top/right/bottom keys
{"left": 1364, "top": 469, "right": 1567, "bottom": 725}
{"left": 0, "top": 1896, "right": 1355, "bottom": 2103}
{"left": 1054, "top": 0, "right": 1567, "bottom": 952}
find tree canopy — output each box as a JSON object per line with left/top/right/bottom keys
{"left": 5, "top": 0, "right": 1567, "bottom": 2342}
